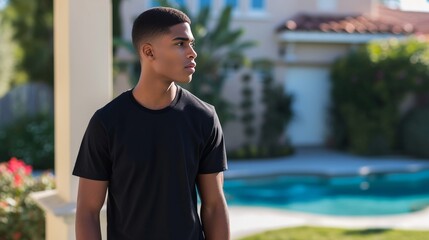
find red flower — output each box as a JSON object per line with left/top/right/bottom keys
{"left": 23, "top": 165, "right": 32, "bottom": 175}
{"left": 14, "top": 174, "right": 23, "bottom": 187}
{"left": 12, "top": 232, "right": 22, "bottom": 240}
{"left": 7, "top": 157, "right": 22, "bottom": 173}
{"left": 7, "top": 157, "right": 19, "bottom": 173}
{"left": 3, "top": 157, "right": 33, "bottom": 187}
{"left": 6, "top": 157, "right": 32, "bottom": 175}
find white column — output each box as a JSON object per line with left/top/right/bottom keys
{"left": 32, "top": 1, "right": 112, "bottom": 239}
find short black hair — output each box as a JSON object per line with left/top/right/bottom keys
{"left": 132, "top": 7, "right": 191, "bottom": 51}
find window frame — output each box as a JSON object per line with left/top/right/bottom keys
{"left": 247, "top": 0, "right": 267, "bottom": 17}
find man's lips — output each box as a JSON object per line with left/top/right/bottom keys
{"left": 185, "top": 62, "right": 196, "bottom": 69}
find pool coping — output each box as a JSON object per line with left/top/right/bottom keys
{"left": 226, "top": 149, "right": 429, "bottom": 239}
{"left": 225, "top": 148, "right": 429, "bottom": 179}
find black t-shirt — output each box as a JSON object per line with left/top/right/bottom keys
{"left": 72, "top": 85, "right": 228, "bottom": 240}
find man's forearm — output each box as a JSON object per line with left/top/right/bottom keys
{"left": 201, "top": 202, "right": 230, "bottom": 240}
{"left": 76, "top": 212, "right": 102, "bottom": 240}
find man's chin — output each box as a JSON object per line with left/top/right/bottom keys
{"left": 175, "top": 77, "right": 193, "bottom": 84}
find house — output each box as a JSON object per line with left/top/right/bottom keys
{"left": 117, "top": 0, "right": 426, "bottom": 149}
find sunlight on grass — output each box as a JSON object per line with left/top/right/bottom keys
{"left": 240, "top": 226, "right": 429, "bottom": 240}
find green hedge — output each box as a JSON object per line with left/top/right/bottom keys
{"left": 0, "top": 114, "right": 54, "bottom": 170}
{"left": 330, "top": 38, "right": 429, "bottom": 155}
{"left": 400, "top": 107, "right": 429, "bottom": 158}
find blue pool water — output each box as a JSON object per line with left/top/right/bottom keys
{"left": 223, "top": 170, "right": 429, "bottom": 216}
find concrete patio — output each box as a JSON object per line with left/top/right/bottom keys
{"left": 225, "top": 148, "right": 429, "bottom": 239}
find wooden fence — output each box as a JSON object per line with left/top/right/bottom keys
{"left": 0, "top": 82, "right": 53, "bottom": 128}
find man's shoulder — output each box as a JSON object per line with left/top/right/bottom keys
{"left": 180, "top": 87, "right": 216, "bottom": 116}
{"left": 94, "top": 90, "right": 131, "bottom": 121}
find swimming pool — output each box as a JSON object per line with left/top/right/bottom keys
{"left": 223, "top": 169, "right": 429, "bottom": 216}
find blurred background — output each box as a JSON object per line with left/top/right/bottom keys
{"left": 1, "top": 0, "right": 429, "bottom": 239}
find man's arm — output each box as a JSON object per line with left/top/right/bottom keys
{"left": 197, "top": 172, "right": 230, "bottom": 240}
{"left": 75, "top": 177, "right": 108, "bottom": 240}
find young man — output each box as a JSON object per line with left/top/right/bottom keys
{"left": 73, "top": 7, "right": 229, "bottom": 240}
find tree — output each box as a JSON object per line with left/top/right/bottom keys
{"left": 0, "top": 10, "right": 20, "bottom": 97}
{"left": 112, "top": 0, "right": 123, "bottom": 54}
{"left": 3, "top": 0, "right": 125, "bottom": 86}
{"left": 2, "top": 0, "right": 53, "bottom": 86}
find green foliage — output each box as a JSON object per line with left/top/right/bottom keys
{"left": 229, "top": 60, "right": 294, "bottom": 159}
{"left": 0, "top": 12, "right": 20, "bottom": 97}
{"left": 400, "top": 107, "right": 429, "bottom": 158}
{"left": 112, "top": 0, "right": 123, "bottom": 54}
{"left": 0, "top": 158, "right": 55, "bottom": 240}
{"left": 240, "top": 226, "right": 429, "bottom": 240}
{"left": 240, "top": 73, "right": 255, "bottom": 146}
{"left": 3, "top": 0, "right": 53, "bottom": 86}
{"left": 330, "top": 38, "right": 429, "bottom": 155}
{"left": 112, "top": 0, "right": 123, "bottom": 40}
{"left": 258, "top": 62, "right": 293, "bottom": 154}
{"left": 228, "top": 144, "right": 293, "bottom": 159}
{"left": 0, "top": 114, "right": 54, "bottom": 170}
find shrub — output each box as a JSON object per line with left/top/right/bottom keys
{"left": 330, "top": 38, "right": 429, "bottom": 155}
{"left": 0, "top": 114, "right": 54, "bottom": 170}
{"left": 258, "top": 70, "right": 294, "bottom": 156}
{"left": 0, "top": 157, "right": 55, "bottom": 240}
{"left": 228, "top": 61, "right": 294, "bottom": 159}
{"left": 239, "top": 73, "right": 256, "bottom": 148}
{"left": 400, "top": 107, "right": 429, "bottom": 158}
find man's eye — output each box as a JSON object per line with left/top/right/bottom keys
{"left": 190, "top": 42, "right": 196, "bottom": 47}
{"left": 176, "top": 42, "right": 184, "bottom": 46}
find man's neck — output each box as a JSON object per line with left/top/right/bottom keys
{"left": 132, "top": 78, "right": 177, "bottom": 110}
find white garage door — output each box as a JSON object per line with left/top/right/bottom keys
{"left": 285, "top": 66, "right": 331, "bottom": 146}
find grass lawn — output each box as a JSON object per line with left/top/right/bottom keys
{"left": 240, "top": 226, "right": 429, "bottom": 240}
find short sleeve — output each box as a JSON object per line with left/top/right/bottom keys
{"left": 198, "top": 111, "right": 228, "bottom": 174}
{"left": 72, "top": 111, "right": 112, "bottom": 180}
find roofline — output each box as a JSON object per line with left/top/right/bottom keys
{"left": 277, "top": 31, "right": 409, "bottom": 44}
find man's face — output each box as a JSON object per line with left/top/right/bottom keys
{"left": 149, "top": 22, "right": 197, "bottom": 84}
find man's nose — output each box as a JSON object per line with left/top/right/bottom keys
{"left": 188, "top": 47, "right": 197, "bottom": 59}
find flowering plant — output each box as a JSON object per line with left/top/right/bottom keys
{"left": 0, "top": 157, "right": 55, "bottom": 240}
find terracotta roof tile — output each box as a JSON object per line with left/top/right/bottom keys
{"left": 377, "top": 5, "right": 429, "bottom": 34}
{"left": 277, "top": 13, "right": 415, "bottom": 35}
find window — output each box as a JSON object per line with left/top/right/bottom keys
{"left": 199, "top": 0, "right": 212, "bottom": 9}
{"left": 250, "top": 0, "right": 265, "bottom": 11}
{"left": 225, "top": 0, "right": 238, "bottom": 10}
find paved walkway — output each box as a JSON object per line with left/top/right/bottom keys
{"left": 225, "top": 148, "right": 429, "bottom": 239}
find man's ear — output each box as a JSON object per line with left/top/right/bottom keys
{"left": 141, "top": 43, "right": 154, "bottom": 60}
